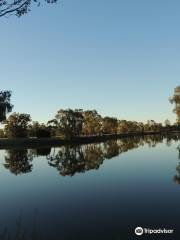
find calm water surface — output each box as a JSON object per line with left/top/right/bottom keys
{"left": 0, "top": 135, "right": 180, "bottom": 240}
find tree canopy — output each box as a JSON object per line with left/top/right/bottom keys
{"left": 0, "top": 91, "right": 13, "bottom": 122}
{"left": 82, "top": 110, "right": 102, "bottom": 135}
{"left": 170, "top": 86, "right": 180, "bottom": 125}
{"left": 53, "top": 109, "right": 84, "bottom": 139}
{"left": 5, "top": 112, "right": 31, "bottom": 138}
{"left": 0, "top": 0, "right": 57, "bottom": 17}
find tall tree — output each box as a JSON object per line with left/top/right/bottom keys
{"left": 0, "top": 0, "right": 57, "bottom": 17}
{"left": 0, "top": 91, "right": 13, "bottom": 122}
{"left": 5, "top": 112, "right": 31, "bottom": 138}
{"left": 28, "top": 121, "right": 51, "bottom": 137}
{"left": 102, "top": 117, "right": 118, "bottom": 134}
{"left": 53, "top": 109, "right": 84, "bottom": 139}
{"left": 164, "top": 119, "right": 171, "bottom": 127}
{"left": 82, "top": 110, "right": 102, "bottom": 135}
{"left": 170, "top": 86, "right": 180, "bottom": 125}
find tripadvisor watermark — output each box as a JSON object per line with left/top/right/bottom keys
{"left": 135, "top": 227, "right": 174, "bottom": 236}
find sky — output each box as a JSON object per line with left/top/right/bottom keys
{"left": 0, "top": 0, "right": 180, "bottom": 124}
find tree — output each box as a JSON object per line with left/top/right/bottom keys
{"left": 117, "top": 120, "right": 129, "bottom": 133}
{"left": 29, "top": 121, "right": 51, "bottom": 137}
{"left": 0, "top": 0, "right": 57, "bottom": 18}
{"left": 0, "top": 91, "right": 13, "bottom": 122}
{"left": 144, "top": 120, "right": 162, "bottom": 132}
{"left": 82, "top": 110, "right": 102, "bottom": 135}
{"left": 5, "top": 112, "right": 31, "bottom": 138}
{"left": 0, "top": 129, "right": 5, "bottom": 138}
{"left": 47, "top": 118, "right": 58, "bottom": 136}
{"left": 170, "top": 86, "right": 180, "bottom": 125}
{"left": 164, "top": 119, "right": 171, "bottom": 127}
{"left": 102, "top": 117, "right": 118, "bottom": 134}
{"left": 52, "top": 109, "right": 84, "bottom": 139}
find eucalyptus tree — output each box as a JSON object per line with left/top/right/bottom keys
{"left": 117, "top": 120, "right": 129, "bottom": 133}
{"left": 82, "top": 110, "right": 102, "bottom": 136}
{"left": 102, "top": 117, "right": 118, "bottom": 134}
{"left": 5, "top": 112, "right": 31, "bottom": 138}
{"left": 0, "top": 0, "right": 57, "bottom": 17}
{"left": 0, "top": 91, "right": 13, "bottom": 122}
{"left": 52, "top": 109, "right": 84, "bottom": 139}
{"left": 29, "top": 121, "right": 51, "bottom": 137}
{"left": 170, "top": 86, "right": 180, "bottom": 125}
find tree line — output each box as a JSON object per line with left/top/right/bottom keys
{"left": 0, "top": 89, "right": 180, "bottom": 139}
{"left": 0, "top": 109, "right": 172, "bottom": 139}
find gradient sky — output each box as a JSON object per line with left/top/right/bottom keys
{"left": 0, "top": 0, "right": 180, "bottom": 124}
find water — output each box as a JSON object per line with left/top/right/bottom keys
{"left": 0, "top": 135, "right": 180, "bottom": 240}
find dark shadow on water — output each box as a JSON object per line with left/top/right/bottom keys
{"left": 0, "top": 210, "right": 42, "bottom": 240}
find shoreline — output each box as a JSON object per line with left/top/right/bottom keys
{"left": 0, "top": 131, "right": 178, "bottom": 149}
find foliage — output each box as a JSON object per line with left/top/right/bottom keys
{"left": 0, "top": 91, "right": 13, "bottom": 122}
{"left": 102, "top": 117, "right": 118, "bottom": 134}
{"left": 1, "top": 88, "right": 179, "bottom": 139}
{"left": 29, "top": 121, "right": 51, "bottom": 138}
{"left": 0, "top": 0, "right": 57, "bottom": 18}
{"left": 0, "top": 129, "right": 5, "bottom": 138}
{"left": 164, "top": 119, "right": 171, "bottom": 127}
{"left": 50, "top": 109, "right": 84, "bottom": 139}
{"left": 82, "top": 110, "right": 102, "bottom": 135}
{"left": 4, "top": 112, "right": 31, "bottom": 138}
{"left": 170, "top": 86, "right": 180, "bottom": 124}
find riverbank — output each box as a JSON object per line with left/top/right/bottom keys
{"left": 0, "top": 130, "right": 177, "bottom": 149}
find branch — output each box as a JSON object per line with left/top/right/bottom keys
{"left": 0, "top": 0, "right": 30, "bottom": 17}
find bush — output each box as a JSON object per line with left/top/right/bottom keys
{"left": 29, "top": 122, "right": 51, "bottom": 138}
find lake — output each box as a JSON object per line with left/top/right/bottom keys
{"left": 0, "top": 135, "right": 180, "bottom": 240}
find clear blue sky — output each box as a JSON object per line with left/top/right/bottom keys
{"left": 0, "top": 0, "right": 180, "bottom": 124}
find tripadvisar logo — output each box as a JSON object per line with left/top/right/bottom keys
{"left": 135, "top": 227, "right": 143, "bottom": 236}
{"left": 135, "top": 227, "right": 174, "bottom": 236}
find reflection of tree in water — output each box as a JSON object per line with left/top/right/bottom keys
{"left": 143, "top": 135, "right": 164, "bottom": 147}
{"left": 3, "top": 135, "right": 179, "bottom": 177}
{"left": 118, "top": 137, "right": 143, "bottom": 153}
{"left": 48, "top": 146, "right": 86, "bottom": 176}
{"left": 0, "top": 210, "right": 41, "bottom": 240}
{"left": 30, "top": 148, "right": 51, "bottom": 157}
{"left": 48, "top": 137, "right": 157, "bottom": 176}
{"left": 4, "top": 149, "right": 33, "bottom": 175}
{"left": 83, "top": 144, "right": 104, "bottom": 170}
{"left": 174, "top": 144, "right": 180, "bottom": 185}
{"left": 48, "top": 144, "right": 105, "bottom": 176}
{"left": 103, "top": 141, "right": 119, "bottom": 159}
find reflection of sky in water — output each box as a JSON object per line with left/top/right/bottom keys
{"left": 0, "top": 138, "right": 180, "bottom": 239}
